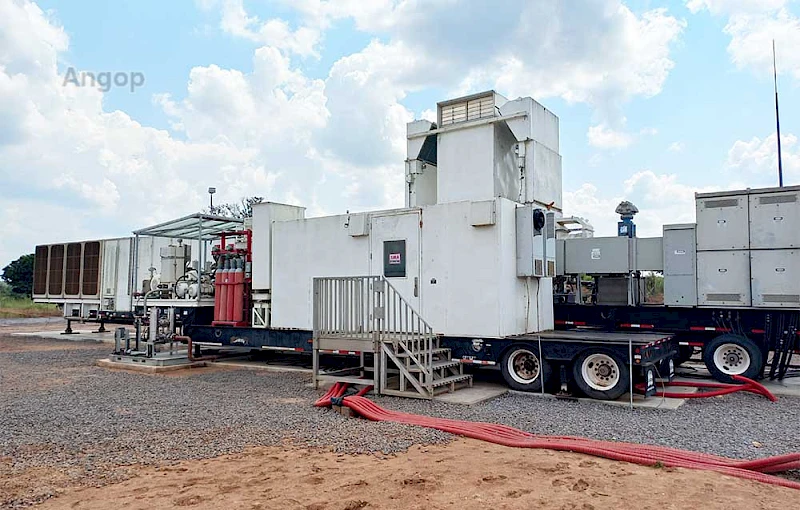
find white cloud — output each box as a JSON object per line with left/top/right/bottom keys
{"left": 727, "top": 132, "right": 800, "bottom": 184}
{"left": 0, "top": 0, "right": 689, "bottom": 267}
{"left": 668, "top": 141, "right": 685, "bottom": 152}
{"left": 217, "top": 0, "right": 321, "bottom": 57}
{"left": 209, "top": 1, "right": 685, "bottom": 124}
{"left": 587, "top": 124, "right": 635, "bottom": 149}
{"left": 687, "top": 0, "right": 800, "bottom": 80}
{"left": 586, "top": 123, "right": 657, "bottom": 149}
{"left": 564, "top": 171, "right": 730, "bottom": 237}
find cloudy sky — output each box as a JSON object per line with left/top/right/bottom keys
{"left": 1, "top": 0, "right": 798, "bottom": 267}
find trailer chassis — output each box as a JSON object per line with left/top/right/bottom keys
{"left": 554, "top": 303, "right": 800, "bottom": 381}
{"left": 183, "top": 325, "right": 676, "bottom": 399}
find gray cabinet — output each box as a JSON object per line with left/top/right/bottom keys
{"left": 751, "top": 249, "right": 800, "bottom": 308}
{"left": 697, "top": 250, "right": 750, "bottom": 307}
{"left": 696, "top": 192, "right": 749, "bottom": 251}
{"left": 749, "top": 190, "right": 800, "bottom": 249}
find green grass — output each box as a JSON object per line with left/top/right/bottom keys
{"left": 0, "top": 296, "right": 61, "bottom": 319}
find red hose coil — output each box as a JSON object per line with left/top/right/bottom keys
{"left": 314, "top": 379, "right": 800, "bottom": 490}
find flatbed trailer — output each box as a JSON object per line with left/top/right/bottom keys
{"left": 184, "top": 324, "right": 676, "bottom": 400}
{"left": 554, "top": 303, "right": 800, "bottom": 382}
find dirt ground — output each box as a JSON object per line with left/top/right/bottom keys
{"left": 21, "top": 439, "right": 793, "bottom": 510}
{"left": 2, "top": 330, "right": 798, "bottom": 509}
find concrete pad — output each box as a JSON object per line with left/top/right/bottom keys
{"left": 13, "top": 329, "right": 117, "bottom": 343}
{"left": 509, "top": 386, "right": 696, "bottom": 410}
{"left": 757, "top": 379, "right": 800, "bottom": 398}
{"left": 433, "top": 382, "right": 508, "bottom": 405}
{"left": 96, "top": 358, "right": 207, "bottom": 374}
{"left": 214, "top": 359, "right": 313, "bottom": 374}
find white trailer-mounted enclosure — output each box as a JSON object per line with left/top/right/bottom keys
{"left": 247, "top": 90, "right": 562, "bottom": 340}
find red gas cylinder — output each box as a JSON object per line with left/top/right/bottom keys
{"left": 218, "top": 260, "right": 230, "bottom": 322}
{"left": 232, "top": 260, "right": 244, "bottom": 323}
{"left": 225, "top": 257, "right": 237, "bottom": 322}
{"left": 213, "top": 265, "right": 222, "bottom": 322}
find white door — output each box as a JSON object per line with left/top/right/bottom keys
{"left": 370, "top": 211, "right": 422, "bottom": 311}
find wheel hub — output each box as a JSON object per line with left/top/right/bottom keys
{"left": 713, "top": 343, "right": 751, "bottom": 376}
{"left": 508, "top": 349, "right": 541, "bottom": 385}
{"left": 581, "top": 354, "right": 620, "bottom": 391}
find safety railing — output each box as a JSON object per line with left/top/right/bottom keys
{"left": 312, "top": 276, "right": 438, "bottom": 396}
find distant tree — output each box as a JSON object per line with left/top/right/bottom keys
{"left": 206, "top": 196, "right": 264, "bottom": 219}
{"left": 2, "top": 254, "right": 34, "bottom": 296}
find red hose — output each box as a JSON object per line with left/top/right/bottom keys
{"left": 635, "top": 375, "right": 778, "bottom": 402}
{"left": 315, "top": 382, "right": 800, "bottom": 490}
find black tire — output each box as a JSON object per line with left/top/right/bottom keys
{"left": 703, "top": 334, "right": 763, "bottom": 383}
{"left": 501, "top": 345, "right": 552, "bottom": 392}
{"left": 572, "top": 348, "right": 630, "bottom": 400}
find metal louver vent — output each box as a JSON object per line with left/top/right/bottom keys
{"left": 64, "top": 243, "right": 82, "bottom": 296}
{"left": 535, "top": 259, "right": 543, "bottom": 276}
{"left": 759, "top": 194, "right": 797, "bottom": 205}
{"left": 48, "top": 244, "right": 64, "bottom": 295}
{"left": 33, "top": 246, "right": 48, "bottom": 296}
{"left": 704, "top": 198, "right": 739, "bottom": 209}
{"left": 82, "top": 241, "right": 101, "bottom": 296}
{"left": 706, "top": 293, "right": 742, "bottom": 302}
{"left": 439, "top": 94, "right": 496, "bottom": 126}
{"left": 762, "top": 294, "right": 800, "bottom": 303}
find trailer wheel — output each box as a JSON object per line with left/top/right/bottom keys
{"left": 572, "top": 349, "right": 629, "bottom": 400}
{"left": 501, "top": 346, "right": 551, "bottom": 392}
{"left": 703, "top": 334, "right": 762, "bottom": 382}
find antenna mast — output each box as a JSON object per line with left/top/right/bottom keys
{"left": 773, "top": 40, "right": 784, "bottom": 187}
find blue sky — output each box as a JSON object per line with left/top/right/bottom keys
{"left": 1, "top": 0, "right": 799, "bottom": 267}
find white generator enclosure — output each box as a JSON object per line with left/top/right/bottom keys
{"left": 266, "top": 90, "right": 562, "bottom": 338}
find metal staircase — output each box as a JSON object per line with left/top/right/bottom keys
{"left": 312, "top": 276, "right": 472, "bottom": 399}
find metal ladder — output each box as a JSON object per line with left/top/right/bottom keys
{"left": 312, "top": 276, "right": 472, "bottom": 398}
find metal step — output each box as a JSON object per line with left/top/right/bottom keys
{"left": 430, "top": 373, "right": 472, "bottom": 388}
{"left": 407, "top": 359, "right": 461, "bottom": 372}
{"left": 316, "top": 375, "right": 373, "bottom": 386}
{"left": 393, "top": 347, "right": 450, "bottom": 358}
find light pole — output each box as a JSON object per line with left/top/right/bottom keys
{"left": 208, "top": 187, "right": 216, "bottom": 214}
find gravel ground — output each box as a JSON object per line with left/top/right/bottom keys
{"left": 2, "top": 334, "right": 800, "bottom": 507}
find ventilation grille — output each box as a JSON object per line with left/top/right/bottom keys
{"left": 33, "top": 246, "right": 48, "bottom": 296}
{"left": 439, "top": 95, "right": 495, "bottom": 126}
{"left": 535, "top": 259, "right": 544, "bottom": 276}
{"left": 759, "top": 194, "right": 797, "bottom": 205}
{"left": 546, "top": 212, "right": 556, "bottom": 239}
{"left": 64, "top": 243, "right": 82, "bottom": 296}
{"left": 762, "top": 294, "right": 800, "bottom": 303}
{"left": 704, "top": 198, "right": 739, "bottom": 209}
{"left": 705, "top": 293, "right": 742, "bottom": 302}
{"left": 82, "top": 241, "right": 101, "bottom": 296}
{"left": 547, "top": 261, "right": 556, "bottom": 277}
{"left": 48, "top": 244, "right": 64, "bottom": 295}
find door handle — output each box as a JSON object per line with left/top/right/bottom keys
{"left": 414, "top": 277, "right": 419, "bottom": 297}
